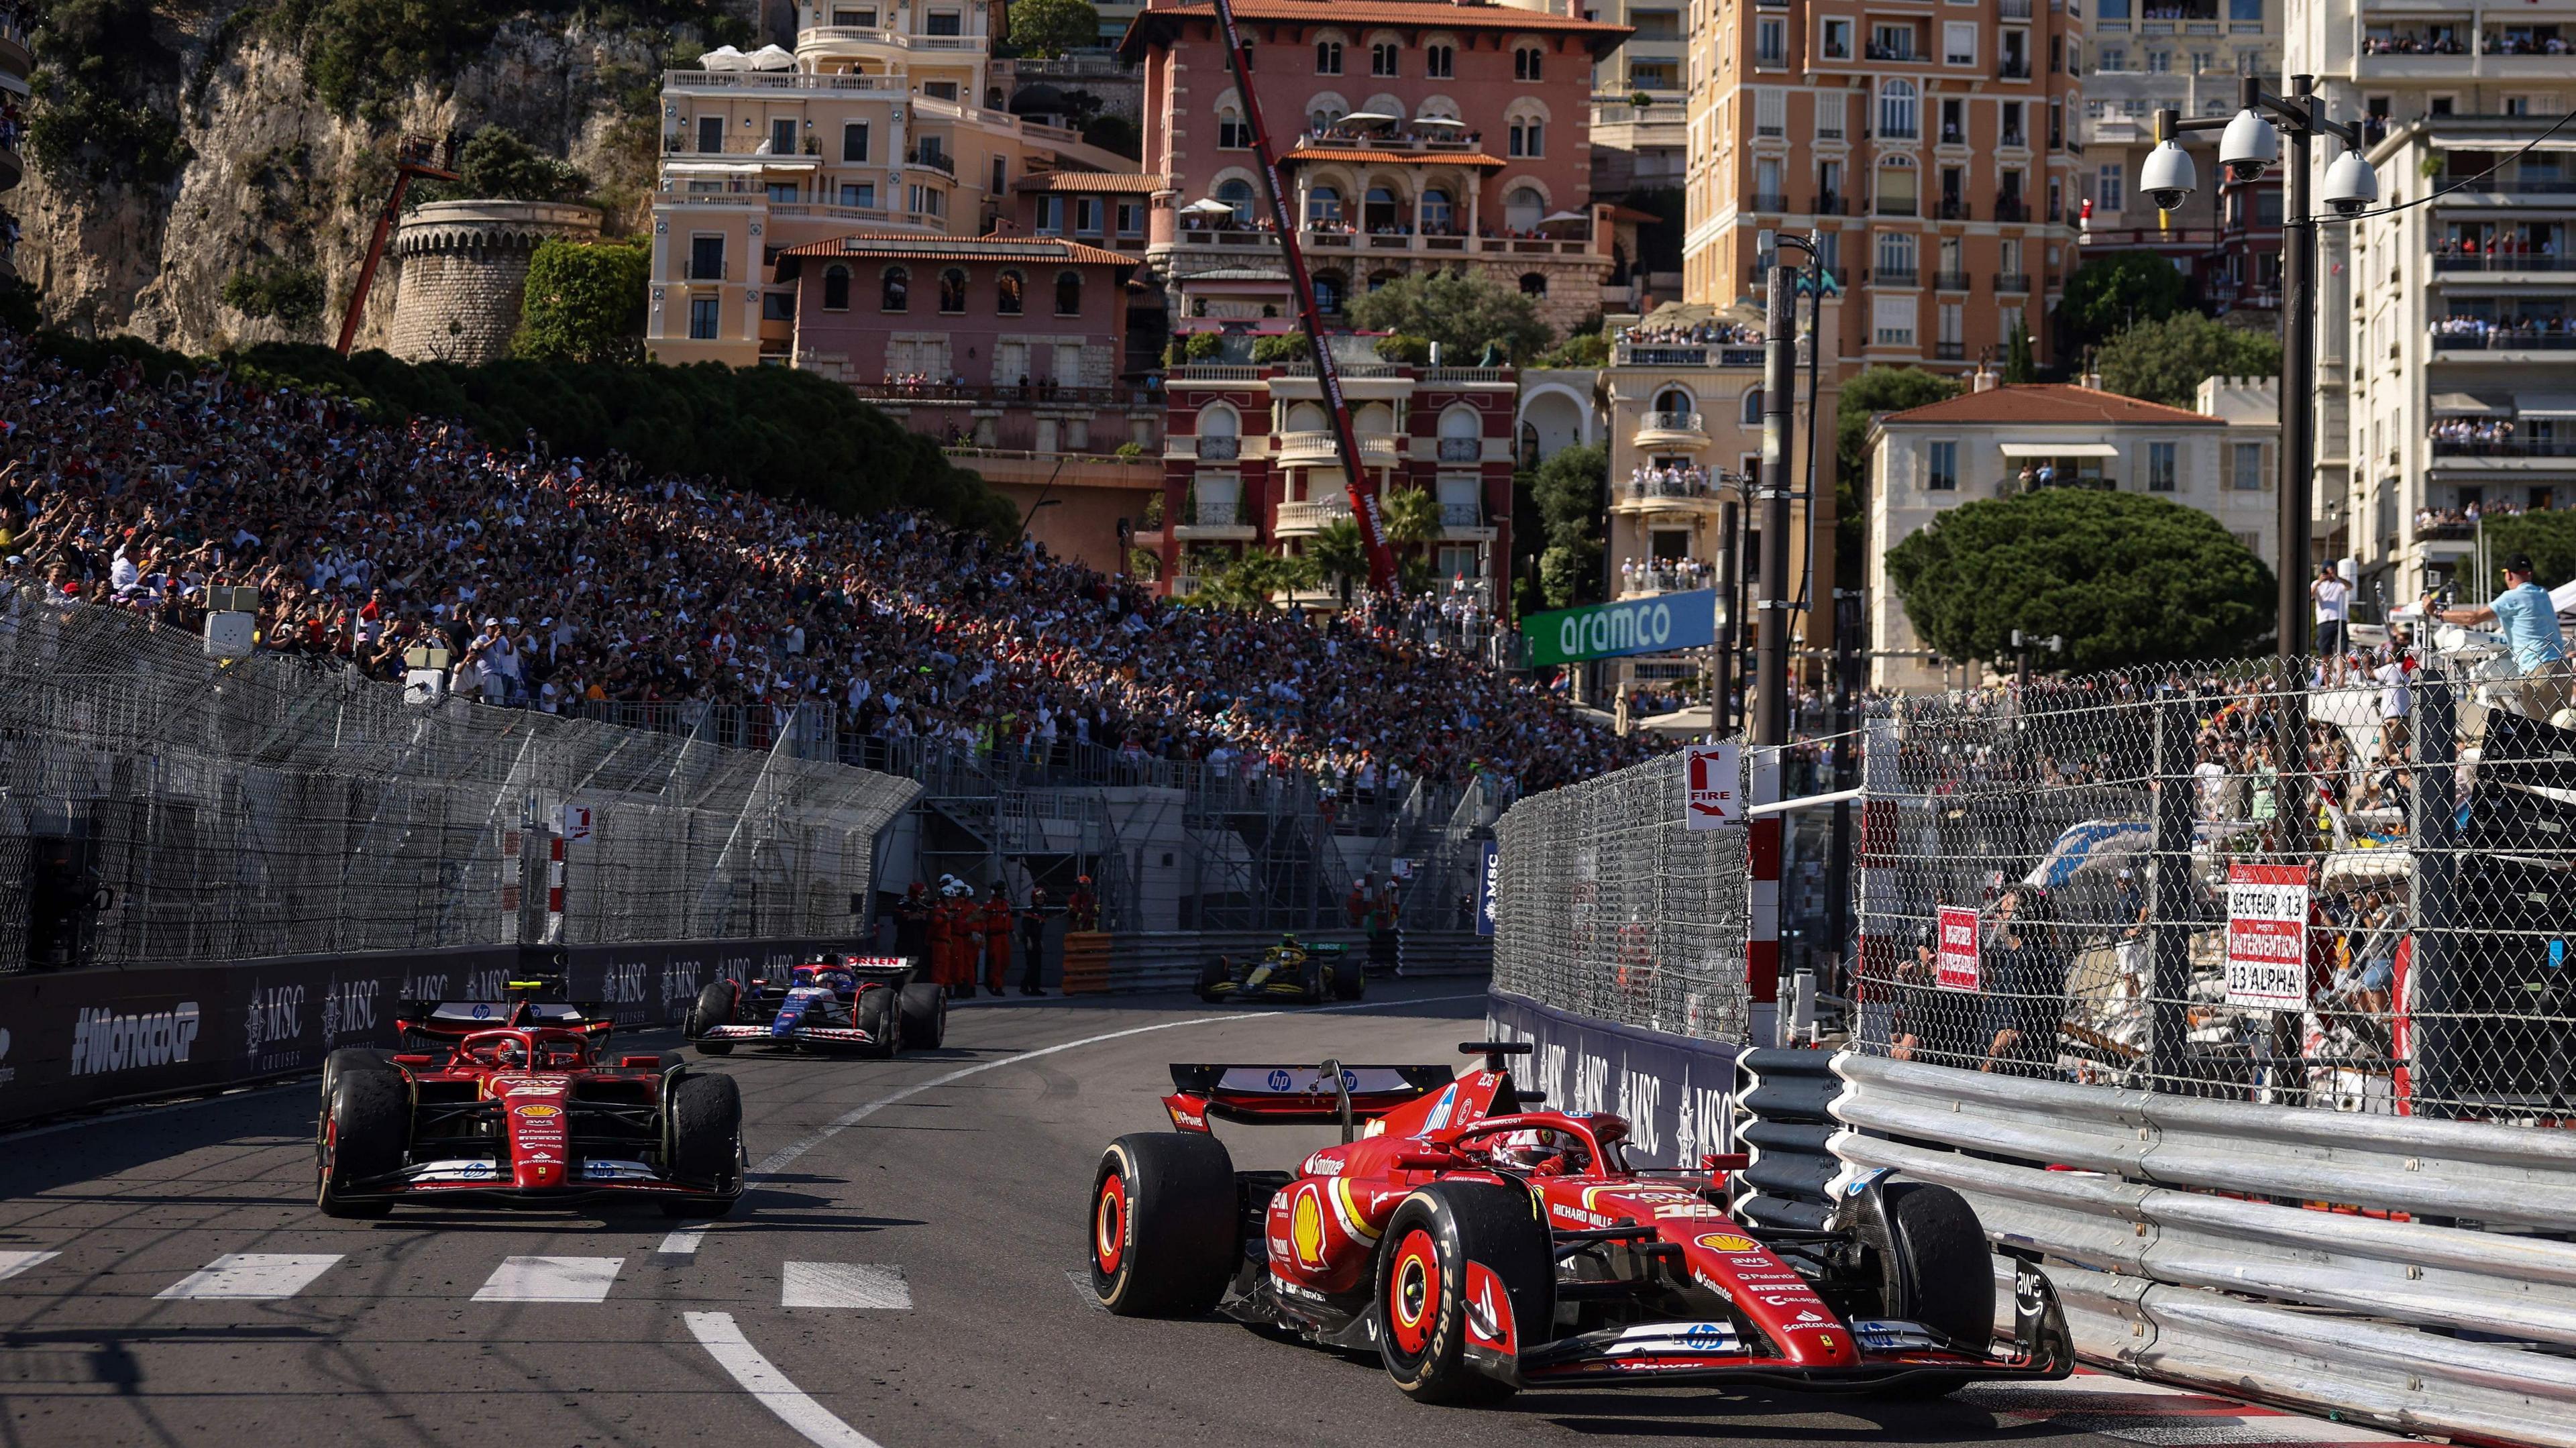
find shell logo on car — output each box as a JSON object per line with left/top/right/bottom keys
{"left": 514, "top": 1104, "right": 562, "bottom": 1119}
{"left": 1291, "top": 1186, "right": 1327, "bottom": 1265}
{"left": 1697, "top": 1232, "right": 1762, "bottom": 1254}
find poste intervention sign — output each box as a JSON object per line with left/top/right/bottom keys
{"left": 1523, "top": 590, "right": 1719, "bottom": 667}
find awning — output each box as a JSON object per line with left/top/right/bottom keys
{"left": 660, "top": 162, "right": 767, "bottom": 177}
{"left": 2516, "top": 394, "right": 2576, "bottom": 420}
{"left": 1996, "top": 441, "right": 2121, "bottom": 459}
{"left": 2430, "top": 391, "right": 2510, "bottom": 416}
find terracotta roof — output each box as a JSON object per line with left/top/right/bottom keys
{"left": 1121, "top": 1, "right": 1629, "bottom": 59}
{"left": 1880, "top": 384, "right": 2218, "bottom": 428}
{"left": 778, "top": 232, "right": 1144, "bottom": 267}
{"left": 1282, "top": 148, "right": 1504, "bottom": 167}
{"left": 1016, "top": 172, "right": 1170, "bottom": 194}
{"left": 1606, "top": 203, "right": 1663, "bottom": 224}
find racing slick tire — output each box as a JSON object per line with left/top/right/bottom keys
{"left": 663, "top": 1071, "right": 743, "bottom": 1215}
{"left": 688, "top": 981, "right": 737, "bottom": 1055}
{"left": 899, "top": 982, "right": 947, "bottom": 1050}
{"left": 1301, "top": 958, "right": 1328, "bottom": 1005}
{"left": 318, "top": 1046, "right": 388, "bottom": 1109}
{"left": 1376, "top": 1182, "right": 1554, "bottom": 1406}
{"left": 316, "top": 1064, "right": 409, "bottom": 1219}
{"left": 1331, "top": 955, "right": 1366, "bottom": 1001}
{"left": 1090, "top": 1132, "right": 1238, "bottom": 1317}
{"left": 855, "top": 986, "right": 900, "bottom": 1059}
{"left": 1864, "top": 1182, "right": 1995, "bottom": 1397}
{"left": 1195, "top": 958, "right": 1228, "bottom": 1003}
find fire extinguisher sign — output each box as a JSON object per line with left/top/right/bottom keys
{"left": 2224, "top": 861, "right": 2310, "bottom": 1012}
{"left": 1683, "top": 743, "right": 1742, "bottom": 830}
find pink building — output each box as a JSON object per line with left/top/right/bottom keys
{"left": 1119, "top": 0, "right": 1631, "bottom": 333}
{"left": 784, "top": 233, "right": 1163, "bottom": 571}
{"left": 1152, "top": 341, "right": 1517, "bottom": 605}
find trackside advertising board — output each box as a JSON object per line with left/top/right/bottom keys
{"left": 1522, "top": 590, "right": 1719, "bottom": 667}
{"left": 1935, "top": 905, "right": 1980, "bottom": 992}
{"left": 2224, "top": 862, "right": 2310, "bottom": 1011}
{"left": 1474, "top": 840, "right": 1501, "bottom": 937}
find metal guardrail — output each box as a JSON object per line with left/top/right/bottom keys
{"left": 1829, "top": 1051, "right": 2576, "bottom": 1447}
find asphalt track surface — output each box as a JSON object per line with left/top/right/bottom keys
{"left": 0, "top": 981, "right": 2420, "bottom": 1448}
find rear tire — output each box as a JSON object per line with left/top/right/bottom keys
{"left": 1332, "top": 956, "right": 1366, "bottom": 1001}
{"left": 900, "top": 982, "right": 947, "bottom": 1050}
{"left": 1376, "top": 1181, "right": 1553, "bottom": 1405}
{"left": 687, "top": 981, "right": 735, "bottom": 1054}
{"left": 666, "top": 1072, "right": 744, "bottom": 1193}
{"left": 1195, "top": 958, "right": 1228, "bottom": 1003}
{"left": 1866, "top": 1180, "right": 1994, "bottom": 1397}
{"left": 1089, "top": 1132, "right": 1238, "bottom": 1316}
{"left": 856, "top": 987, "right": 899, "bottom": 1058}
{"left": 317, "top": 1066, "right": 408, "bottom": 1219}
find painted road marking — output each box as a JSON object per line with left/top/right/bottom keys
{"left": 781, "top": 1262, "right": 910, "bottom": 1310}
{"left": 0, "top": 1250, "right": 61, "bottom": 1282}
{"left": 660, "top": 992, "right": 1484, "bottom": 1260}
{"left": 155, "top": 1253, "right": 343, "bottom": 1300}
{"left": 472, "top": 1256, "right": 626, "bottom": 1303}
{"left": 687, "top": 1311, "right": 886, "bottom": 1448}
{"left": 1966, "top": 1368, "right": 2409, "bottom": 1446}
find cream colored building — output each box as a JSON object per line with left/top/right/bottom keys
{"left": 647, "top": 5, "right": 1132, "bottom": 367}
{"left": 1865, "top": 375, "right": 2281, "bottom": 692}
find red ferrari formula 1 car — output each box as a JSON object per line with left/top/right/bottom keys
{"left": 1087, "top": 1043, "right": 2072, "bottom": 1404}
{"left": 315, "top": 983, "right": 745, "bottom": 1218}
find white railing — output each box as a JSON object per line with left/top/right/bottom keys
{"left": 1275, "top": 498, "right": 1354, "bottom": 531}
{"left": 1636, "top": 409, "right": 1706, "bottom": 434}
{"left": 800, "top": 26, "right": 988, "bottom": 50}
{"left": 662, "top": 69, "right": 896, "bottom": 91}
{"left": 1274, "top": 431, "right": 1399, "bottom": 461}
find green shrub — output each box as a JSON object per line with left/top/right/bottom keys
{"left": 1250, "top": 333, "right": 1309, "bottom": 364}
{"left": 221, "top": 266, "right": 329, "bottom": 335}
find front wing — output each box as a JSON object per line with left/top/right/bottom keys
{"left": 335, "top": 1156, "right": 741, "bottom": 1207}
{"left": 695, "top": 1020, "right": 886, "bottom": 1050}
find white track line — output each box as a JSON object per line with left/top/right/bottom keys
{"left": 687, "top": 1311, "right": 888, "bottom": 1448}
{"left": 155, "top": 1252, "right": 343, "bottom": 1300}
{"left": 659, "top": 991, "right": 1483, "bottom": 1258}
{"left": 0, "top": 1249, "right": 61, "bottom": 1282}
{"left": 781, "top": 1262, "right": 910, "bottom": 1310}
{"left": 472, "top": 1255, "right": 627, "bottom": 1303}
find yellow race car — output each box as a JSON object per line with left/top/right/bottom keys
{"left": 1195, "top": 936, "right": 1364, "bottom": 1005}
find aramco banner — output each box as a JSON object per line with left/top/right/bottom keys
{"left": 1521, "top": 590, "right": 1719, "bottom": 667}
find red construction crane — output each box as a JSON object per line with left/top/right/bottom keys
{"left": 335, "top": 135, "right": 461, "bottom": 357}
{"left": 1208, "top": 0, "right": 1401, "bottom": 596}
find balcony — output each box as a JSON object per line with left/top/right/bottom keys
{"left": 2429, "top": 327, "right": 2576, "bottom": 353}
{"left": 1614, "top": 474, "right": 1730, "bottom": 510}
{"left": 1633, "top": 410, "right": 1709, "bottom": 447}
{"left": 1810, "top": 193, "right": 1848, "bottom": 217}
{"left": 1870, "top": 266, "right": 1920, "bottom": 287}
{"left": 2432, "top": 254, "right": 2576, "bottom": 276}
{"left": 1291, "top": 128, "right": 1485, "bottom": 156}
{"left": 1617, "top": 561, "right": 1715, "bottom": 598}
{"left": 1440, "top": 501, "right": 1483, "bottom": 528}
{"left": 1438, "top": 437, "right": 1483, "bottom": 463}
{"left": 1938, "top": 199, "right": 1971, "bottom": 221}
{"left": 1934, "top": 341, "right": 1967, "bottom": 359}
{"left": 661, "top": 68, "right": 897, "bottom": 93}
{"left": 1274, "top": 431, "right": 1401, "bottom": 467}
{"left": 1614, "top": 342, "right": 1766, "bottom": 368}
{"left": 1994, "top": 198, "right": 2031, "bottom": 223}
{"left": 1866, "top": 43, "right": 1923, "bottom": 64}
{"left": 1195, "top": 435, "right": 1242, "bottom": 460}
{"left": 1933, "top": 270, "right": 1973, "bottom": 290}
{"left": 1274, "top": 496, "right": 1354, "bottom": 534}
{"left": 1994, "top": 271, "right": 2031, "bottom": 292}
{"left": 1172, "top": 227, "right": 1598, "bottom": 261}
{"left": 1875, "top": 196, "right": 1919, "bottom": 218}
{"left": 2430, "top": 437, "right": 2576, "bottom": 459}
{"left": 1999, "top": 0, "right": 2033, "bottom": 16}
{"left": 661, "top": 135, "right": 823, "bottom": 164}
{"left": 2000, "top": 129, "right": 2027, "bottom": 150}
{"left": 1750, "top": 192, "right": 1790, "bottom": 212}
{"left": 685, "top": 258, "right": 733, "bottom": 282}
{"left": 800, "top": 25, "right": 987, "bottom": 53}
{"left": 905, "top": 147, "right": 956, "bottom": 178}
{"left": 1998, "top": 58, "right": 2033, "bottom": 80}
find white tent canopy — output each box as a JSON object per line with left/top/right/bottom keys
{"left": 1340, "top": 111, "right": 1399, "bottom": 125}
{"left": 747, "top": 44, "right": 796, "bottom": 70}
{"left": 698, "top": 44, "right": 750, "bottom": 70}
{"left": 1181, "top": 197, "right": 1238, "bottom": 215}
{"left": 2430, "top": 391, "right": 2510, "bottom": 416}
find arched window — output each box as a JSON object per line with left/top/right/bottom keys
{"left": 1307, "top": 184, "right": 1343, "bottom": 227}
{"left": 1363, "top": 184, "right": 1401, "bottom": 231}
{"left": 1424, "top": 42, "right": 1455, "bottom": 78}
{"left": 1313, "top": 270, "right": 1347, "bottom": 313}
{"left": 1366, "top": 269, "right": 1399, "bottom": 291}
{"left": 1514, "top": 45, "right": 1543, "bottom": 81}
{"left": 1438, "top": 404, "right": 1482, "bottom": 440}
{"left": 1505, "top": 186, "right": 1544, "bottom": 231}
{"left": 1519, "top": 272, "right": 1548, "bottom": 296}
{"left": 1421, "top": 187, "right": 1454, "bottom": 233}
{"left": 1509, "top": 116, "right": 1545, "bottom": 158}
{"left": 1654, "top": 387, "right": 1693, "bottom": 414}
{"left": 1315, "top": 38, "right": 1342, "bottom": 74}
{"left": 1371, "top": 39, "right": 1400, "bottom": 76}
{"left": 938, "top": 268, "right": 969, "bottom": 313}
{"left": 822, "top": 264, "right": 851, "bottom": 311}
{"left": 1215, "top": 177, "right": 1255, "bottom": 225}
{"left": 1740, "top": 388, "right": 1764, "bottom": 427}
{"left": 881, "top": 266, "right": 909, "bottom": 312}
{"left": 1055, "top": 269, "right": 1083, "bottom": 316}
{"left": 996, "top": 269, "right": 1024, "bottom": 315}
{"left": 1879, "top": 79, "right": 1919, "bottom": 140}
{"left": 1200, "top": 401, "right": 1241, "bottom": 437}
{"left": 1286, "top": 400, "right": 1330, "bottom": 432}
{"left": 1354, "top": 402, "right": 1396, "bottom": 435}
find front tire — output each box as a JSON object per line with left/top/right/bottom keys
{"left": 688, "top": 981, "right": 737, "bottom": 1054}
{"left": 1195, "top": 958, "right": 1228, "bottom": 1003}
{"left": 856, "top": 987, "right": 900, "bottom": 1058}
{"left": 1332, "top": 956, "right": 1366, "bottom": 1001}
{"left": 1375, "top": 1182, "right": 1554, "bottom": 1404}
{"left": 1860, "top": 1182, "right": 1994, "bottom": 1398}
{"left": 1089, "top": 1132, "right": 1238, "bottom": 1317}
{"left": 666, "top": 1072, "right": 744, "bottom": 1194}
{"left": 899, "top": 982, "right": 947, "bottom": 1050}
{"left": 317, "top": 1066, "right": 409, "bottom": 1219}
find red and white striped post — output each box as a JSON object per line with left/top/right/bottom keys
{"left": 543, "top": 832, "right": 567, "bottom": 944}
{"left": 1746, "top": 746, "right": 1784, "bottom": 1046}
{"left": 499, "top": 829, "right": 523, "bottom": 943}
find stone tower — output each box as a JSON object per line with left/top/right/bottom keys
{"left": 388, "top": 200, "right": 604, "bottom": 364}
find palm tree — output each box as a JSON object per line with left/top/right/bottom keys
{"left": 1378, "top": 486, "right": 1445, "bottom": 596}
{"left": 1309, "top": 517, "right": 1367, "bottom": 603}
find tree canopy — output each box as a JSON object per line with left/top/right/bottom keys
{"left": 2466, "top": 511, "right": 2576, "bottom": 597}
{"left": 1530, "top": 442, "right": 1608, "bottom": 608}
{"left": 2097, "top": 313, "right": 2282, "bottom": 408}
{"left": 428, "top": 125, "right": 590, "bottom": 205}
{"left": 2057, "top": 252, "right": 2188, "bottom": 349}
{"left": 514, "top": 238, "right": 650, "bottom": 364}
{"left": 1344, "top": 271, "right": 1553, "bottom": 364}
{"left": 1836, "top": 366, "right": 1964, "bottom": 593}
{"left": 1884, "top": 488, "right": 2277, "bottom": 671}
{"left": 1007, "top": 0, "right": 1101, "bottom": 56}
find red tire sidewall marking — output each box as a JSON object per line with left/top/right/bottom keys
{"left": 1388, "top": 1227, "right": 1440, "bottom": 1357}
{"left": 1095, "top": 1166, "right": 1130, "bottom": 1276}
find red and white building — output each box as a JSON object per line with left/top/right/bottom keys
{"left": 1153, "top": 341, "right": 1518, "bottom": 602}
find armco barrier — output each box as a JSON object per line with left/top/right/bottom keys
{"left": 1088, "top": 931, "right": 1493, "bottom": 995}
{"left": 0, "top": 936, "right": 858, "bottom": 1131}
{"left": 1485, "top": 989, "right": 1738, "bottom": 1168}
{"left": 1831, "top": 1051, "right": 2576, "bottom": 1447}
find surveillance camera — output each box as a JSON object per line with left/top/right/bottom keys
{"left": 2139, "top": 139, "right": 2197, "bottom": 211}
{"left": 2217, "top": 107, "right": 2277, "bottom": 184}
{"left": 2323, "top": 148, "right": 2378, "bottom": 217}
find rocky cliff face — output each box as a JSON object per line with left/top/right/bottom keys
{"left": 14, "top": 2, "right": 755, "bottom": 353}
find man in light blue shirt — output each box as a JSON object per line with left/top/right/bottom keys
{"left": 2423, "top": 553, "right": 2573, "bottom": 722}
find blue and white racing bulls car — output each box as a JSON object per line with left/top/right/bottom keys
{"left": 683, "top": 956, "right": 947, "bottom": 1058}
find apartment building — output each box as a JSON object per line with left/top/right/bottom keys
{"left": 1120, "top": 0, "right": 1633, "bottom": 334}
{"left": 1154, "top": 337, "right": 1519, "bottom": 603}
{"left": 646, "top": 6, "right": 1132, "bottom": 370}
{"left": 2077, "top": 0, "right": 2283, "bottom": 315}
{"left": 1500, "top": 0, "right": 1693, "bottom": 193}
{"left": 1864, "top": 376, "right": 2280, "bottom": 691}
{"left": 2291, "top": 0, "right": 2576, "bottom": 602}
{"left": 1680, "top": 0, "right": 2086, "bottom": 378}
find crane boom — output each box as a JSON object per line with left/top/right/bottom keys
{"left": 1207, "top": 0, "right": 1401, "bottom": 596}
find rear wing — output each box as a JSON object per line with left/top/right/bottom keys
{"left": 1163, "top": 1062, "right": 1454, "bottom": 1132}
{"left": 840, "top": 956, "right": 918, "bottom": 983}
{"left": 395, "top": 999, "right": 613, "bottom": 1041}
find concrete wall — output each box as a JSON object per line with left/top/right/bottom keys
{"left": 389, "top": 200, "right": 604, "bottom": 364}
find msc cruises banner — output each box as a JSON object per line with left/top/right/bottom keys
{"left": 1521, "top": 589, "right": 1719, "bottom": 667}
